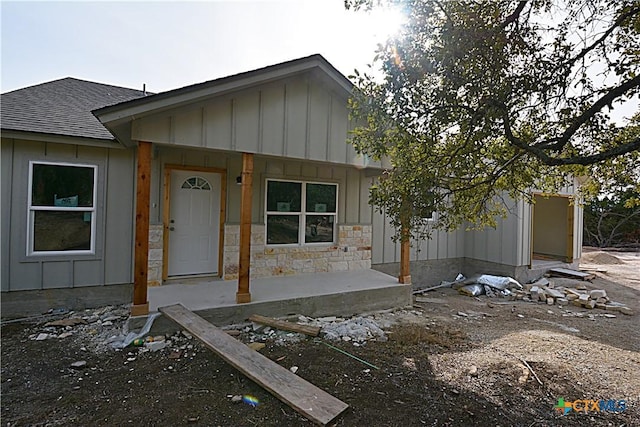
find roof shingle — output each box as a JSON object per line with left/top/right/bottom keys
{"left": 1, "top": 78, "right": 147, "bottom": 140}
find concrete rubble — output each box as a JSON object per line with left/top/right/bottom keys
{"left": 443, "top": 270, "right": 633, "bottom": 316}
{"left": 240, "top": 313, "right": 390, "bottom": 346}
{"left": 512, "top": 277, "right": 633, "bottom": 315}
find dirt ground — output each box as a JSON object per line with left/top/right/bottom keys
{"left": 2, "top": 250, "right": 639, "bottom": 426}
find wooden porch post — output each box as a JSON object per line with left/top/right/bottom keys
{"left": 399, "top": 226, "right": 411, "bottom": 284}
{"left": 236, "top": 152, "right": 253, "bottom": 303}
{"left": 399, "top": 197, "right": 411, "bottom": 284}
{"left": 131, "top": 141, "right": 152, "bottom": 316}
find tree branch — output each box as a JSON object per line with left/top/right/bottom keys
{"left": 496, "top": 97, "right": 640, "bottom": 166}
{"left": 501, "top": 1, "right": 528, "bottom": 29}
{"left": 538, "top": 74, "right": 640, "bottom": 151}
{"left": 568, "top": 5, "right": 640, "bottom": 68}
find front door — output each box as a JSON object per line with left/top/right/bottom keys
{"left": 168, "top": 170, "right": 221, "bottom": 276}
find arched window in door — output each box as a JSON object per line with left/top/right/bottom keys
{"left": 181, "top": 176, "right": 211, "bottom": 190}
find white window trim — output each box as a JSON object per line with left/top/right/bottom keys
{"left": 26, "top": 160, "right": 98, "bottom": 256}
{"left": 422, "top": 211, "right": 437, "bottom": 222}
{"left": 265, "top": 179, "right": 338, "bottom": 246}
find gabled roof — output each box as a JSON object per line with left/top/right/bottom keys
{"left": 1, "top": 55, "right": 353, "bottom": 146}
{"left": 1, "top": 78, "right": 147, "bottom": 141}
{"left": 94, "top": 54, "right": 353, "bottom": 129}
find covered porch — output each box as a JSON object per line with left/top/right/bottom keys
{"left": 143, "top": 269, "right": 411, "bottom": 328}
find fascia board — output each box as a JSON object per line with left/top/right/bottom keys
{"left": 0, "top": 129, "right": 125, "bottom": 149}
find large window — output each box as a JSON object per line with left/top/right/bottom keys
{"left": 266, "top": 179, "right": 337, "bottom": 245}
{"left": 27, "top": 161, "right": 97, "bottom": 255}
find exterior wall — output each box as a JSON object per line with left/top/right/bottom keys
{"left": 371, "top": 188, "right": 584, "bottom": 286}
{"left": 222, "top": 224, "right": 371, "bottom": 279}
{"left": 464, "top": 198, "right": 527, "bottom": 267}
{"left": 371, "top": 208, "right": 465, "bottom": 265}
{"left": 462, "top": 185, "right": 583, "bottom": 268}
{"left": 370, "top": 206, "right": 467, "bottom": 287}
{"left": 150, "top": 146, "right": 375, "bottom": 283}
{"left": 149, "top": 147, "right": 374, "bottom": 225}
{"left": 1, "top": 138, "right": 135, "bottom": 292}
{"left": 131, "top": 73, "right": 371, "bottom": 168}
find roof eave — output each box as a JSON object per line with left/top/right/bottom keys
{"left": 0, "top": 129, "right": 125, "bottom": 149}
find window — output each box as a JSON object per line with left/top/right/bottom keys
{"left": 181, "top": 176, "right": 211, "bottom": 190}
{"left": 416, "top": 205, "right": 436, "bottom": 222}
{"left": 414, "top": 192, "right": 437, "bottom": 222}
{"left": 266, "top": 180, "right": 337, "bottom": 245}
{"left": 27, "top": 161, "right": 97, "bottom": 255}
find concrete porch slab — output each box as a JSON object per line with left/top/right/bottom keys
{"left": 136, "top": 269, "right": 412, "bottom": 333}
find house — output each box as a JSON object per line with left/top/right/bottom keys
{"left": 1, "top": 54, "right": 583, "bottom": 317}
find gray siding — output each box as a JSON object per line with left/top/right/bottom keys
{"left": 1, "top": 138, "right": 135, "bottom": 291}
{"left": 462, "top": 196, "right": 525, "bottom": 267}
{"left": 1, "top": 139, "right": 13, "bottom": 291}
{"left": 371, "top": 207, "right": 465, "bottom": 265}
{"left": 131, "top": 74, "right": 369, "bottom": 168}
{"left": 372, "top": 186, "right": 583, "bottom": 269}
{"left": 151, "top": 147, "right": 371, "bottom": 227}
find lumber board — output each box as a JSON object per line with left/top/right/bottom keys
{"left": 549, "top": 268, "right": 595, "bottom": 281}
{"left": 159, "top": 304, "right": 348, "bottom": 425}
{"left": 248, "top": 314, "right": 320, "bottom": 337}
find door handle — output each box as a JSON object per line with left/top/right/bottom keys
{"left": 169, "top": 227, "right": 175, "bottom": 231}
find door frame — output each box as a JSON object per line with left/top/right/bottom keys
{"left": 162, "top": 164, "right": 227, "bottom": 281}
{"left": 530, "top": 192, "right": 574, "bottom": 267}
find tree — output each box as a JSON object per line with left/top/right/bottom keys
{"left": 346, "top": 0, "right": 640, "bottom": 241}
{"left": 583, "top": 189, "right": 640, "bottom": 248}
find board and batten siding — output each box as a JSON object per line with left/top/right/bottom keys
{"left": 131, "top": 74, "right": 370, "bottom": 169}
{"left": 371, "top": 208, "right": 466, "bottom": 265}
{"left": 463, "top": 199, "right": 528, "bottom": 267}
{"left": 372, "top": 182, "right": 583, "bottom": 269}
{"left": 1, "top": 138, "right": 135, "bottom": 291}
{"left": 149, "top": 146, "right": 373, "bottom": 227}
{"left": 464, "top": 183, "right": 583, "bottom": 267}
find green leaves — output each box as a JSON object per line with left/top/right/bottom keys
{"left": 348, "top": 0, "right": 640, "bottom": 241}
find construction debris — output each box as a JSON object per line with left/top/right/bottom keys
{"left": 510, "top": 278, "right": 633, "bottom": 314}
{"left": 413, "top": 273, "right": 467, "bottom": 294}
{"left": 445, "top": 269, "right": 632, "bottom": 315}
{"left": 549, "top": 268, "right": 595, "bottom": 281}
{"left": 248, "top": 314, "right": 321, "bottom": 337}
{"left": 160, "top": 304, "right": 349, "bottom": 426}
{"left": 453, "top": 274, "right": 523, "bottom": 298}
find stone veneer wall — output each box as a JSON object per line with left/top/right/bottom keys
{"left": 223, "top": 224, "right": 372, "bottom": 280}
{"left": 147, "top": 224, "right": 164, "bottom": 287}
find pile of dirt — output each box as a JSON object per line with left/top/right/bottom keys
{"left": 581, "top": 251, "right": 624, "bottom": 265}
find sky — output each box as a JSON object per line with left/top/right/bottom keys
{"left": 1, "top": 0, "right": 405, "bottom": 94}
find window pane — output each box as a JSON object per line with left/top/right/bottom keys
{"left": 33, "top": 211, "right": 92, "bottom": 251}
{"left": 182, "top": 176, "right": 211, "bottom": 190}
{"left": 267, "top": 181, "right": 301, "bottom": 212}
{"left": 306, "top": 184, "right": 336, "bottom": 213}
{"left": 32, "top": 164, "right": 94, "bottom": 207}
{"left": 305, "top": 215, "right": 334, "bottom": 243}
{"left": 266, "top": 215, "right": 299, "bottom": 244}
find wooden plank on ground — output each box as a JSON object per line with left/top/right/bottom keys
{"left": 159, "top": 304, "right": 348, "bottom": 425}
{"left": 549, "top": 268, "right": 595, "bottom": 281}
{"left": 248, "top": 314, "right": 321, "bottom": 337}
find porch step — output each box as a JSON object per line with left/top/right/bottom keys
{"left": 158, "top": 303, "right": 348, "bottom": 426}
